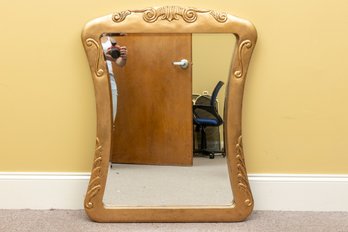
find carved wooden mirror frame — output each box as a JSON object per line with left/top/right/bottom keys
{"left": 82, "top": 6, "right": 257, "bottom": 222}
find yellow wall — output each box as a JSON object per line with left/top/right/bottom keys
{"left": 1, "top": 0, "right": 348, "bottom": 173}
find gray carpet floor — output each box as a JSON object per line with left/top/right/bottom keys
{"left": 1, "top": 210, "right": 348, "bottom": 232}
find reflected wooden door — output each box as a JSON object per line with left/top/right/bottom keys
{"left": 111, "top": 33, "right": 192, "bottom": 166}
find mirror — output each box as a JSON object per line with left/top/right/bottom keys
{"left": 82, "top": 6, "right": 257, "bottom": 222}
{"left": 101, "top": 33, "right": 235, "bottom": 206}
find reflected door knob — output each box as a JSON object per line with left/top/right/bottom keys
{"left": 173, "top": 59, "right": 189, "bottom": 69}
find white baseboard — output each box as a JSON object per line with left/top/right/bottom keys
{"left": 248, "top": 174, "right": 348, "bottom": 211}
{"left": 0, "top": 172, "right": 90, "bottom": 210}
{"left": 0, "top": 172, "right": 347, "bottom": 211}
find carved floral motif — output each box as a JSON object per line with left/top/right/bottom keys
{"left": 112, "top": 10, "right": 132, "bottom": 22}
{"left": 85, "top": 137, "right": 103, "bottom": 209}
{"left": 234, "top": 40, "right": 252, "bottom": 78}
{"left": 236, "top": 135, "right": 253, "bottom": 207}
{"left": 86, "top": 38, "right": 104, "bottom": 77}
{"left": 113, "top": 6, "right": 227, "bottom": 23}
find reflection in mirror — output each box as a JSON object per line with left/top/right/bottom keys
{"left": 100, "top": 34, "right": 128, "bottom": 125}
{"left": 100, "top": 33, "right": 236, "bottom": 206}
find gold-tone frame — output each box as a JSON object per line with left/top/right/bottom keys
{"left": 82, "top": 6, "right": 257, "bottom": 222}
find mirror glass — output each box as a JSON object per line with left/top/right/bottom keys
{"left": 100, "top": 33, "right": 236, "bottom": 206}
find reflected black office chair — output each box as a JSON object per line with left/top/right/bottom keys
{"left": 193, "top": 81, "right": 225, "bottom": 159}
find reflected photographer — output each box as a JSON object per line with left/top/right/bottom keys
{"left": 105, "top": 38, "right": 128, "bottom": 66}
{"left": 101, "top": 35, "right": 128, "bottom": 123}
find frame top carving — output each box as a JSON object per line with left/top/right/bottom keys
{"left": 112, "top": 6, "right": 228, "bottom": 23}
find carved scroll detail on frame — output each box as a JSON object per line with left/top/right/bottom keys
{"left": 85, "top": 137, "right": 103, "bottom": 209}
{"left": 236, "top": 135, "right": 253, "bottom": 207}
{"left": 86, "top": 38, "right": 104, "bottom": 77}
{"left": 112, "top": 6, "right": 228, "bottom": 23}
{"left": 234, "top": 40, "right": 252, "bottom": 78}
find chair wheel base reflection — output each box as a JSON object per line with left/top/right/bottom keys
{"left": 193, "top": 147, "right": 226, "bottom": 159}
